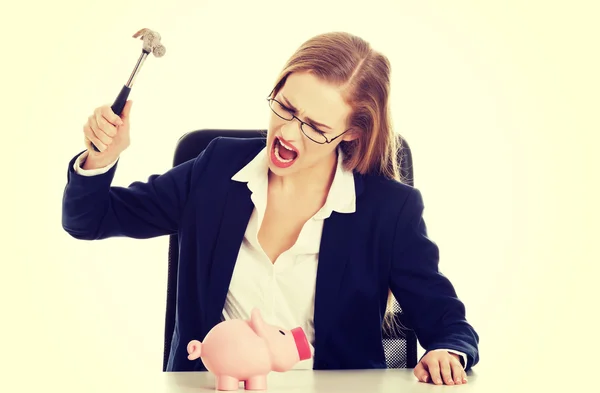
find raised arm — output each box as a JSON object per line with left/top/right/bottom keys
{"left": 62, "top": 100, "right": 220, "bottom": 240}
{"left": 62, "top": 138, "right": 217, "bottom": 240}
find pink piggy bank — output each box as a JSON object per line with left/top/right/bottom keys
{"left": 187, "top": 308, "right": 311, "bottom": 391}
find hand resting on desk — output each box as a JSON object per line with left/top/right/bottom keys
{"left": 414, "top": 351, "right": 467, "bottom": 385}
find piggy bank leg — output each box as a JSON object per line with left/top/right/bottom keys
{"left": 244, "top": 375, "right": 267, "bottom": 390}
{"left": 215, "top": 375, "right": 240, "bottom": 391}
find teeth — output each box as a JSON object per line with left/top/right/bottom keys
{"left": 278, "top": 138, "right": 295, "bottom": 152}
{"left": 275, "top": 144, "right": 294, "bottom": 163}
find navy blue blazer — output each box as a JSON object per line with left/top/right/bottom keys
{"left": 62, "top": 136, "right": 479, "bottom": 371}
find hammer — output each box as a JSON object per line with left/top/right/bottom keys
{"left": 90, "top": 28, "right": 166, "bottom": 152}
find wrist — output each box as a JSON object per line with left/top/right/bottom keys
{"left": 82, "top": 153, "right": 118, "bottom": 170}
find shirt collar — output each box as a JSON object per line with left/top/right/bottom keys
{"left": 231, "top": 147, "right": 356, "bottom": 219}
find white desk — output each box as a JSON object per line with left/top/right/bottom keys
{"left": 165, "top": 370, "right": 481, "bottom": 392}
{"left": 52, "top": 369, "right": 481, "bottom": 393}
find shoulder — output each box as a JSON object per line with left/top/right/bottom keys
{"left": 358, "top": 173, "right": 423, "bottom": 212}
{"left": 355, "top": 173, "right": 426, "bottom": 230}
{"left": 202, "top": 135, "right": 266, "bottom": 161}
{"left": 190, "top": 136, "right": 266, "bottom": 177}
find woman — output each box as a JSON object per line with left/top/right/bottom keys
{"left": 62, "top": 31, "right": 479, "bottom": 386}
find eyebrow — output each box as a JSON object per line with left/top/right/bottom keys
{"left": 280, "top": 95, "right": 332, "bottom": 130}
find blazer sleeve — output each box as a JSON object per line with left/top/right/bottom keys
{"left": 389, "top": 188, "right": 480, "bottom": 370}
{"left": 61, "top": 138, "right": 219, "bottom": 240}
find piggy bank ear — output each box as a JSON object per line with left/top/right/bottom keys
{"left": 249, "top": 308, "right": 268, "bottom": 337}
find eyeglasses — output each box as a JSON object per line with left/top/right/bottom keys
{"left": 266, "top": 97, "right": 351, "bottom": 144}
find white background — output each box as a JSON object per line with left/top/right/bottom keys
{"left": 2, "top": 0, "right": 598, "bottom": 390}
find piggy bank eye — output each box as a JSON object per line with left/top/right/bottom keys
{"left": 279, "top": 330, "right": 286, "bottom": 335}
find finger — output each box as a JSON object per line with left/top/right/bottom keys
{"left": 413, "top": 362, "right": 430, "bottom": 383}
{"left": 83, "top": 134, "right": 94, "bottom": 152}
{"left": 120, "top": 100, "right": 133, "bottom": 119}
{"left": 100, "top": 105, "right": 125, "bottom": 126}
{"left": 462, "top": 370, "right": 468, "bottom": 384}
{"left": 98, "top": 111, "right": 118, "bottom": 137}
{"left": 83, "top": 124, "right": 107, "bottom": 151}
{"left": 451, "top": 360, "right": 464, "bottom": 385}
{"left": 88, "top": 115, "right": 113, "bottom": 146}
{"left": 440, "top": 358, "right": 454, "bottom": 385}
{"left": 426, "top": 360, "right": 443, "bottom": 385}
{"left": 95, "top": 111, "right": 118, "bottom": 138}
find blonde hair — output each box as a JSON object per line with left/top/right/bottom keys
{"left": 269, "top": 32, "right": 408, "bottom": 331}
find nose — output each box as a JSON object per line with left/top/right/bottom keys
{"left": 280, "top": 117, "right": 303, "bottom": 141}
{"left": 291, "top": 327, "right": 311, "bottom": 361}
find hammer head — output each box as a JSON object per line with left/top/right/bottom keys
{"left": 133, "top": 28, "right": 166, "bottom": 57}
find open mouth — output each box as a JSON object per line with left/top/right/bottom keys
{"left": 271, "top": 137, "right": 299, "bottom": 168}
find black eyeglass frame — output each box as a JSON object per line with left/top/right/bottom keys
{"left": 266, "top": 97, "right": 352, "bottom": 144}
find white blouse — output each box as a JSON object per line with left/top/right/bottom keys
{"left": 223, "top": 147, "right": 356, "bottom": 369}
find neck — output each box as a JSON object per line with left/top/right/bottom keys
{"left": 269, "top": 151, "right": 338, "bottom": 197}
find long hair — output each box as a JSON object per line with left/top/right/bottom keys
{"left": 269, "top": 32, "right": 408, "bottom": 331}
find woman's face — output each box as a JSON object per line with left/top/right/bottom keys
{"left": 266, "top": 72, "right": 356, "bottom": 178}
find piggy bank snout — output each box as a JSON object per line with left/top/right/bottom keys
{"left": 291, "top": 327, "right": 311, "bottom": 361}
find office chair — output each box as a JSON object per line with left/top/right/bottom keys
{"left": 163, "top": 129, "right": 417, "bottom": 371}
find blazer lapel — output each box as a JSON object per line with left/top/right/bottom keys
{"left": 204, "top": 180, "right": 254, "bottom": 330}
{"left": 313, "top": 172, "right": 364, "bottom": 352}
{"left": 313, "top": 210, "right": 356, "bottom": 349}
